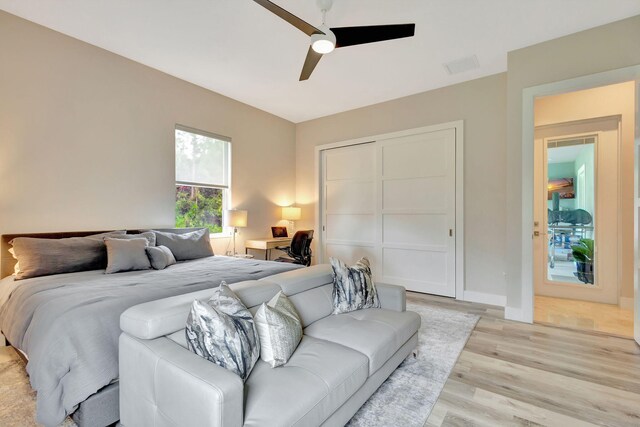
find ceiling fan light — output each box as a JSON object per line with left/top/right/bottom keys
{"left": 312, "top": 39, "right": 335, "bottom": 54}
{"left": 311, "top": 28, "right": 336, "bottom": 54}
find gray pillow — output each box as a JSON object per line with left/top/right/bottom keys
{"left": 108, "top": 231, "right": 156, "bottom": 247}
{"left": 104, "top": 237, "right": 151, "bottom": 274}
{"left": 330, "top": 257, "right": 380, "bottom": 315}
{"left": 254, "top": 291, "right": 302, "bottom": 368}
{"left": 153, "top": 229, "right": 213, "bottom": 261}
{"left": 9, "top": 231, "right": 126, "bottom": 280}
{"left": 146, "top": 245, "right": 177, "bottom": 270}
{"left": 185, "top": 282, "right": 260, "bottom": 382}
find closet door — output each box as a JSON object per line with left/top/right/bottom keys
{"left": 379, "top": 129, "right": 456, "bottom": 296}
{"left": 321, "top": 143, "right": 379, "bottom": 277}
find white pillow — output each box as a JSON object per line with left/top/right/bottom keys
{"left": 255, "top": 291, "right": 302, "bottom": 368}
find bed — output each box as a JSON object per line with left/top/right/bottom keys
{"left": 0, "top": 230, "right": 302, "bottom": 426}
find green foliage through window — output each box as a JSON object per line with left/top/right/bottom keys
{"left": 175, "top": 186, "right": 223, "bottom": 234}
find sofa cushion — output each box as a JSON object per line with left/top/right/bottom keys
{"left": 287, "top": 283, "right": 333, "bottom": 327}
{"left": 304, "top": 308, "right": 420, "bottom": 374}
{"left": 243, "top": 336, "right": 368, "bottom": 427}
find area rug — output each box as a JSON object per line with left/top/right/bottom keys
{"left": 347, "top": 302, "right": 480, "bottom": 427}
{"left": 0, "top": 347, "right": 75, "bottom": 427}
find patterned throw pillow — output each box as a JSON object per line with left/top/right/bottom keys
{"left": 254, "top": 291, "right": 303, "bottom": 368}
{"left": 330, "top": 257, "right": 380, "bottom": 315}
{"left": 185, "top": 282, "right": 260, "bottom": 382}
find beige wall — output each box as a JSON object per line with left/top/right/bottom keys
{"left": 534, "top": 82, "right": 636, "bottom": 299}
{"left": 296, "top": 73, "right": 508, "bottom": 298}
{"left": 0, "top": 11, "right": 296, "bottom": 262}
{"left": 506, "top": 15, "right": 640, "bottom": 310}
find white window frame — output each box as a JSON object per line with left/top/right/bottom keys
{"left": 175, "top": 125, "right": 232, "bottom": 238}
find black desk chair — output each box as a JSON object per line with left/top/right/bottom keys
{"left": 275, "top": 230, "right": 314, "bottom": 266}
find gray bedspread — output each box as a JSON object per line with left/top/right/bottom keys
{"left": 0, "top": 256, "right": 301, "bottom": 426}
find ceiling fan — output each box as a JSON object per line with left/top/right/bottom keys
{"left": 253, "top": 0, "right": 416, "bottom": 81}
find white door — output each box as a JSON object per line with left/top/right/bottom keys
{"left": 320, "top": 128, "right": 457, "bottom": 297}
{"left": 533, "top": 119, "right": 620, "bottom": 304}
{"left": 321, "top": 143, "right": 379, "bottom": 277}
{"left": 379, "top": 130, "right": 456, "bottom": 296}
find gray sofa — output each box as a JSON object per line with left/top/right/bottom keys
{"left": 119, "top": 264, "right": 421, "bottom": 427}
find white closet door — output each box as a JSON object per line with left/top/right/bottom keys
{"left": 322, "top": 143, "right": 379, "bottom": 278}
{"left": 380, "top": 129, "right": 456, "bottom": 296}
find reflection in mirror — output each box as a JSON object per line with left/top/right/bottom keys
{"left": 546, "top": 136, "right": 596, "bottom": 286}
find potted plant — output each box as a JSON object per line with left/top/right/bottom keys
{"left": 571, "top": 238, "right": 594, "bottom": 284}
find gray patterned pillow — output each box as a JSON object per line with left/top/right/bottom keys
{"left": 330, "top": 257, "right": 380, "bottom": 315}
{"left": 185, "top": 282, "right": 260, "bottom": 382}
{"left": 254, "top": 291, "right": 302, "bottom": 368}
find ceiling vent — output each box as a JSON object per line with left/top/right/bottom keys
{"left": 443, "top": 55, "right": 479, "bottom": 75}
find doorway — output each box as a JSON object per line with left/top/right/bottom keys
{"left": 531, "top": 82, "right": 635, "bottom": 338}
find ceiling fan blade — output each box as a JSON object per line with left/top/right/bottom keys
{"left": 253, "top": 0, "right": 323, "bottom": 37}
{"left": 332, "top": 23, "right": 415, "bottom": 48}
{"left": 299, "top": 47, "right": 323, "bottom": 81}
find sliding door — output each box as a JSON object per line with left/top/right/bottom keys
{"left": 379, "top": 129, "right": 456, "bottom": 296}
{"left": 320, "top": 128, "right": 457, "bottom": 296}
{"left": 321, "top": 143, "right": 379, "bottom": 277}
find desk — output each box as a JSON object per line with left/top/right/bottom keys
{"left": 245, "top": 237, "right": 292, "bottom": 260}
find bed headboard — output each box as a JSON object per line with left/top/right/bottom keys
{"left": 0, "top": 228, "right": 205, "bottom": 279}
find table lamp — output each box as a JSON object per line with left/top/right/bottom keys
{"left": 227, "top": 209, "right": 248, "bottom": 255}
{"left": 282, "top": 206, "right": 301, "bottom": 232}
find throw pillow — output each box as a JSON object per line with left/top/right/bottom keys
{"left": 9, "top": 233, "right": 123, "bottom": 280}
{"left": 109, "top": 231, "right": 156, "bottom": 247}
{"left": 254, "top": 291, "right": 303, "bottom": 368}
{"left": 104, "top": 237, "right": 151, "bottom": 274}
{"left": 146, "top": 245, "right": 177, "bottom": 270}
{"left": 330, "top": 257, "right": 380, "bottom": 314}
{"left": 153, "top": 229, "right": 214, "bottom": 261}
{"left": 185, "top": 282, "right": 260, "bottom": 382}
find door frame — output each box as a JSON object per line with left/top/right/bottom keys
{"left": 516, "top": 65, "right": 640, "bottom": 326}
{"left": 314, "top": 120, "right": 465, "bottom": 299}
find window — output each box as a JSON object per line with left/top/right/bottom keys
{"left": 175, "top": 126, "right": 231, "bottom": 235}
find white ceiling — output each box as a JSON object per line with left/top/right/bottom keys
{"left": 548, "top": 144, "right": 591, "bottom": 164}
{"left": 1, "top": 1, "right": 640, "bottom": 123}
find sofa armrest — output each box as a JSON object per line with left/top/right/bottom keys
{"left": 120, "top": 333, "right": 243, "bottom": 427}
{"left": 377, "top": 283, "right": 406, "bottom": 312}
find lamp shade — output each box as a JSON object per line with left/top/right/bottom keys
{"left": 227, "top": 210, "right": 248, "bottom": 228}
{"left": 282, "top": 206, "right": 301, "bottom": 221}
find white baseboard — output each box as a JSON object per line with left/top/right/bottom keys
{"left": 463, "top": 291, "right": 506, "bottom": 307}
{"left": 619, "top": 297, "right": 634, "bottom": 310}
{"left": 504, "top": 306, "right": 529, "bottom": 323}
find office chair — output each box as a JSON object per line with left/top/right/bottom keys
{"left": 275, "top": 230, "right": 314, "bottom": 266}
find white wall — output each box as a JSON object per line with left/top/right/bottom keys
{"left": 0, "top": 10, "right": 297, "bottom": 264}
{"left": 296, "top": 74, "right": 508, "bottom": 299}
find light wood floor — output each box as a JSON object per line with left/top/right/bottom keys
{"left": 534, "top": 295, "right": 634, "bottom": 338}
{"left": 410, "top": 293, "right": 640, "bottom": 427}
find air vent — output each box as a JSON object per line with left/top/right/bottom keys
{"left": 443, "top": 55, "right": 480, "bottom": 75}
